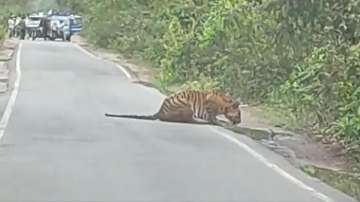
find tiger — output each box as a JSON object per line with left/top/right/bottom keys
{"left": 105, "top": 90, "right": 242, "bottom": 125}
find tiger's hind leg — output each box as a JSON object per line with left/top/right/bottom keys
{"left": 158, "top": 108, "right": 210, "bottom": 125}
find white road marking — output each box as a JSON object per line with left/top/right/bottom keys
{"left": 0, "top": 43, "right": 22, "bottom": 141}
{"left": 72, "top": 43, "right": 97, "bottom": 59}
{"left": 210, "top": 127, "right": 334, "bottom": 202}
{"left": 72, "top": 43, "right": 132, "bottom": 79}
{"left": 115, "top": 64, "right": 132, "bottom": 79}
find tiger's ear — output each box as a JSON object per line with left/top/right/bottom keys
{"left": 232, "top": 101, "right": 240, "bottom": 108}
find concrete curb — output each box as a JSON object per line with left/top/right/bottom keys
{"left": 0, "top": 39, "right": 18, "bottom": 93}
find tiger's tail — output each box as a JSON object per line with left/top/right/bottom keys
{"left": 105, "top": 113, "right": 158, "bottom": 120}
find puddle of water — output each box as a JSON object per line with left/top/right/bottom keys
{"left": 301, "top": 165, "right": 360, "bottom": 201}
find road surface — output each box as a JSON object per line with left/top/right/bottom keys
{"left": 0, "top": 41, "right": 355, "bottom": 202}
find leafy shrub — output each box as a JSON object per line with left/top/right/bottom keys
{"left": 0, "top": 0, "right": 32, "bottom": 42}
{"left": 180, "top": 75, "right": 221, "bottom": 91}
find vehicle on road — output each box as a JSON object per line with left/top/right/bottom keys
{"left": 61, "top": 15, "right": 83, "bottom": 41}
{"left": 69, "top": 15, "right": 82, "bottom": 36}
{"left": 30, "top": 16, "right": 49, "bottom": 41}
{"left": 41, "top": 15, "right": 82, "bottom": 42}
{"left": 26, "top": 14, "right": 42, "bottom": 40}
{"left": 47, "top": 15, "right": 65, "bottom": 41}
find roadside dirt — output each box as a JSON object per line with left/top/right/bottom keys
{"left": 70, "top": 35, "right": 355, "bottom": 173}
{"left": 242, "top": 107, "right": 351, "bottom": 170}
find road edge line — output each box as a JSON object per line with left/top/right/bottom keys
{"left": 0, "top": 42, "right": 22, "bottom": 141}
{"left": 72, "top": 43, "right": 132, "bottom": 79}
{"left": 210, "top": 127, "right": 334, "bottom": 202}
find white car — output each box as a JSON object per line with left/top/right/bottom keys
{"left": 26, "top": 15, "right": 42, "bottom": 29}
{"left": 26, "top": 14, "right": 42, "bottom": 39}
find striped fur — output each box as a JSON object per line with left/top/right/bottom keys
{"left": 105, "top": 90, "right": 241, "bottom": 125}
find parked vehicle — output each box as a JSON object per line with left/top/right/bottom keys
{"left": 61, "top": 15, "right": 83, "bottom": 41}
{"left": 46, "top": 15, "right": 62, "bottom": 40}
{"left": 30, "top": 16, "right": 49, "bottom": 40}
{"left": 26, "top": 14, "right": 42, "bottom": 40}
{"left": 45, "top": 15, "right": 82, "bottom": 41}
{"left": 69, "top": 15, "right": 82, "bottom": 36}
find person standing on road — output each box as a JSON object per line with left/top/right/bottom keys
{"left": 17, "top": 15, "right": 26, "bottom": 40}
{"left": 40, "top": 17, "right": 49, "bottom": 40}
{"left": 7, "top": 15, "right": 15, "bottom": 38}
{"left": 25, "top": 14, "right": 31, "bottom": 39}
{"left": 15, "top": 16, "right": 23, "bottom": 38}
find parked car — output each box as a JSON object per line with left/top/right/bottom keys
{"left": 26, "top": 14, "right": 42, "bottom": 39}
{"left": 61, "top": 15, "right": 83, "bottom": 41}
{"left": 69, "top": 15, "right": 82, "bottom": 35}
{"left": 30, "top": 16, "right": 50, "bottom": 40}
{"left": 45, "top": 15, "right": 82, "bottom": 42}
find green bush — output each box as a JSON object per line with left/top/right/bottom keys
{"left": 180, "top": 74, "right": 221, "bottom": 91}
{"left": 0, "top": 0, "right": 32, "bottom": 42}
{"left": 0, "top": 9, "right": 8, "bottom": 42}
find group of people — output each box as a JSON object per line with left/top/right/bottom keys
{"left": 6, "top": 9, "right": 81, "bottom": 42}
{"left": 7, "top": 15, "right": 26, "bottom": 39}
{"left": 7, "top": 14, "right": 50, "bottom": 40}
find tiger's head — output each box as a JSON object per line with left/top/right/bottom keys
{"left": 209, "top": 91, "right": 242, "bottom": 125}
{"left": 224, "top": 101, "right": 241, "bottom": 124}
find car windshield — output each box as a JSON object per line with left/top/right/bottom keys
{"left": 29, "top": 17, "right": 41, "bottom": 21}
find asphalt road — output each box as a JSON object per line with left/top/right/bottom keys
{"left": 0, "top": 41, "right": 356, "bottom": 202}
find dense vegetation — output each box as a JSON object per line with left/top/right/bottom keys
{"left": 1, "top": 0, "right": 360, "bottom": 146}
{"left": 0, "top": 0, "right": 29, "bottom": 41}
